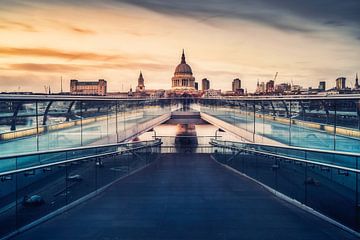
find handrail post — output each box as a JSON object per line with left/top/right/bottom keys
{"left": 304, "top": 151, "right": 308, "bottom": 205}
{"left": 356, "top": 156, "right": 359, "bottom": 231}
{"left": 15, "top": 157, "right": 19, "bottom": 231}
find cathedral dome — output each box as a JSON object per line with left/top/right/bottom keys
{"left": 174, "top": 63, "right": 192, "bottom": 75}
{"left": 174, "top": 50, "right": 193, "bottom": 75}
{"left": 171, "top": 50, "right": 195, "bottom": 90}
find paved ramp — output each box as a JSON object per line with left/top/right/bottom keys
{"left": 13, "top": 154, "right": 357, "bottom": 240}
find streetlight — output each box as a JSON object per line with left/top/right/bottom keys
{"left": 147, "top": 128, "right": 157, "bottom": 139}
{"left": 215, "top": 128, "right": 225, "bottom": 140}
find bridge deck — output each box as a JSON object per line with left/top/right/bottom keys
{"left": 13, "top": 154, "right": 356, "bottom": 240}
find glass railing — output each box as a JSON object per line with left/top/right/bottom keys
{"left": 0, "top": 95, "right": 178, "bottom": 156}
{"left": 210, "top": 139, "right": 360, "bottom": 169}
{"left": 210, "top": 139, "right": 360, "bottom": 233}
{"left": 199, "top": 96, "right": 360, "bottom": 153}
{"left": 0, "top": 139, "right": 161, "bottom": 173}
{"left": 0, "top": 139, "right": 161, "bottom": 239}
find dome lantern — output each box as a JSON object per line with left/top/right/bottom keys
{"left": 174, "top": 50, "right": 193, "bottom": 75}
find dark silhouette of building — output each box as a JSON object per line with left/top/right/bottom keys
{"left": 336, "top": 77, "right": 346, "bottom": 90}
{"left": 232, "top": 78, "right": 241, "bottom": 92}
{"left": 136, "top": 71, "right": 145, "bottom": 92}
{"left": 202, "top": 78, "right": 210, "bottom": 91}
{"left": 319, "top": 81, "right": 326, "bottom": 91}
{"left": 355, "top": 73, "right": 359, "bottom": 89}
{"left": 232, "top": 78, "right": 244, "bottom": 95}
{"left": 275, "top": 83, "right": 291, "bottom": 93}
{"left": 266, "top": 80, "right": 275, "bottom": 93}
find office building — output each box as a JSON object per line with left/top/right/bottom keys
{"left": 336, "top": 77, "right": 346, "bottom": 90}
{"left": 232, "top": 78, "right": 241, "bottom": 92}
{"left": 202, "top": 78, "right": 210, "bottom": 91}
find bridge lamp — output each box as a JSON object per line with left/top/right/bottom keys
{"left": 147, "top": 128, "right": 157, "bottom": 139}
{"left": 215, "top": 128, "right": 225, "bottom": 140}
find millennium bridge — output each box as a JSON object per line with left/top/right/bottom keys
{"left": 0, "top": 94, "right": 359, "bottom": 239}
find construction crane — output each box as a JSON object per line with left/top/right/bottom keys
{"left": 273, "top": 72, "right": 278, "bottom": 82}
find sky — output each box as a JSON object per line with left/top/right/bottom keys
{"left": 0, "top": 0, "right": 359, "bottom": 93}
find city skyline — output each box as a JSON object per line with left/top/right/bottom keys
{"left": 0, "top": 0, "right": 359, "bottom": 93}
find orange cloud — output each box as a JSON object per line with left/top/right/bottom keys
{"left": 2, "top": 62, "right": 170, "bottom": 73}
{"left": 0, "top": 47, "right": 121, "bottom": 61}
{"left": 3, "top": 63, "right": 85, "bottom": 72}
{"left": 0, "top": 18, "right": 36, "bottom": 32}
{"left": 69, "top": 27, "right": 95, "bottom": 34}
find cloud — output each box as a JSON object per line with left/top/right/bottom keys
{"left": 46, "top": 19, "right": 97, "bottom": 35}
{"left": 114, "top": 0, "right": 360, "bottom": 36}
{"left": 118, "top": 62, "right": 170, "bottom": 71}
{"left": 0, "top": 13, "right": 96, "bottom": 35}
{"left": 69, "top": 27, "right": 95, "bottom": 34}
{"left": 2, "top": 0, "right": 359, "bottom": 37}
{"left": 2, "top": 63, "right": 85, "bottom": 72}
{"left": 0, "top": 47, "right": 121, "bottom": 61}
{"left": 1, "top": 61, "right": 170, "bottom": 73}
{"left": 0, "top": 18, "right": 37, "bottom": 32}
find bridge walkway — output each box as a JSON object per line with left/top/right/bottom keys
{"left": 13, "top": 154, "right": 357, "bottom": 240}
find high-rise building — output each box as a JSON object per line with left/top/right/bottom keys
{"left": 70, "top": 79, "right": 107, "bottom": 95}
{"left": 355, "top": 73, "right": 359, "bottom": 89}
{"left": 266, "top": 80, "right": 275, "bottom": 93}
{"left": 232, "top": 78, "right": 241, "bottom": 92}
{"left": 336, "top": 77, "right": 346, "bottom": 90}
{"left": 319, "top": 81, "right": 326, "bottom": 91}
{"left": 255, "top": 81, "right": 266, "bottom": 94}
{"left": 136, "top": 71, "right": 145, "bottom": 92}
{"left": 232, "top": 78, "right": 244, "bottom": 95}
{"left": 202, "top": 78, "right": 210, "bottom": 91}
{"left": 171, "top": 50, "right": 195, "bottom": 90}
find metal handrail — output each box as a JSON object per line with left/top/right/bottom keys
{"left": 210, "top": 140, "right": 360, "bottom": 174}
{"left": 201, "top": 94, "right": 360, "bottom": 101}
{"left": 155, "top": 135, "right": 219, "bottom": 138}
{"left": 1, "top": 94, "right": 360, "bottom": 101}
{"left": 0, "top": 95, "right": 173, "bottom": 101}
{"left": 0, "top": 139, "right": 161, "bottom": 161}
{"left": 0, "top": 140, "right": 162, "bottom": 177}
